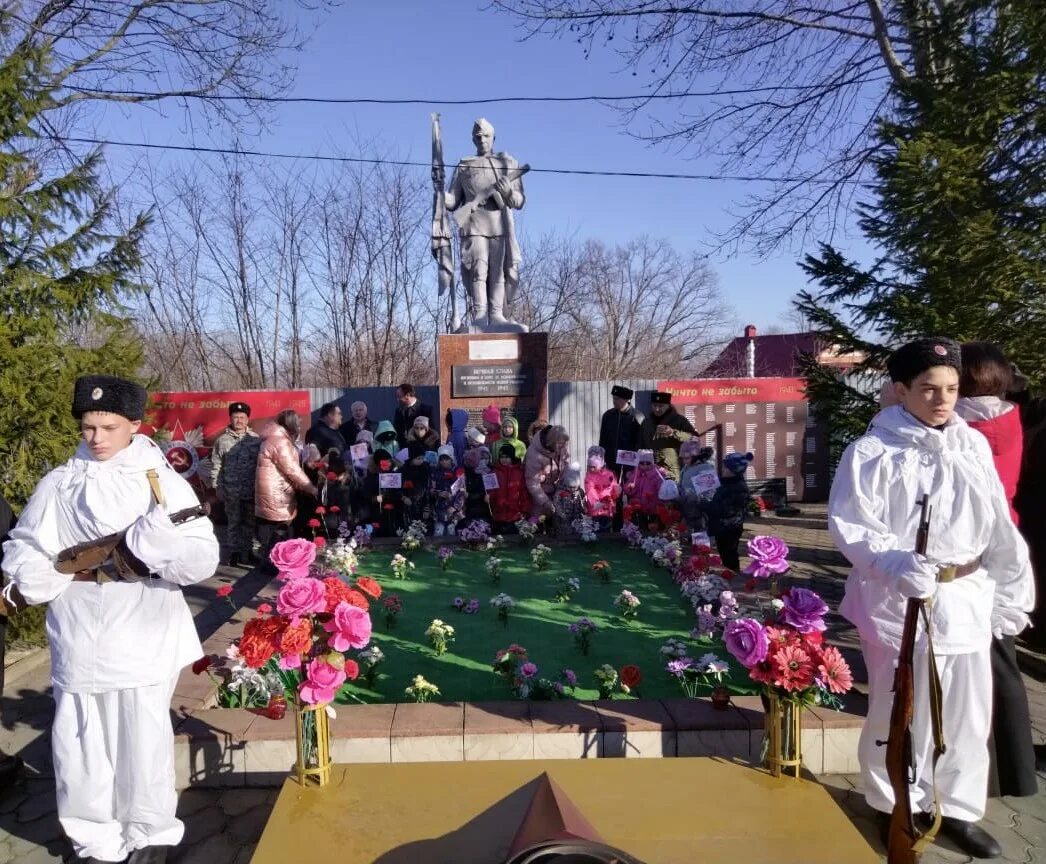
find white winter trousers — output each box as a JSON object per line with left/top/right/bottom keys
{"left": 859, "top": 640, "right": 991, "bottom": 821}
{"left": 52, "top": 675, "right": 182, "bottom": 862}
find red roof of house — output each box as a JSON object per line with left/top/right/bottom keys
{"left": 701, "top": 332, "right": 822, "bottom": 378}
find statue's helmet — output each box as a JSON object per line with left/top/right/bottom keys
{"left": 472, "top": 117, "right": 495, "bottom": 137}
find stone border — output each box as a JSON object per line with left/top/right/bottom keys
{"left": 172, "top": 611, "right": 864, "bottom": 788}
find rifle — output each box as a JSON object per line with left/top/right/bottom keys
{"left": 1, "top": 503, "right": 209, "bottom": 617}
{"left": 883, "top": 495, "right": 944, "bottom": 863}
{"left": 54, "top": 503, "right": 211, "bottom": 580}
{"left": 430, "top": 113, "right": 459, "bottom": 331}
{"left": 449, "top": 161, "right": 531, "bottom": 231}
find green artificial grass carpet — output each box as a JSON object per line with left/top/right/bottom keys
{"left": 341, "top": 542, "right": 758, "bottom": 704}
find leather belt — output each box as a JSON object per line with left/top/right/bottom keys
{"left": 937, "top": 556, "right": 982, "bottom": 583}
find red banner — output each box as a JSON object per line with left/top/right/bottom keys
{"left": 143, "top": 390, "right": 312, "bottom": 452}
{"left": 656, "top": 377, "right": 807, "bottom": 405}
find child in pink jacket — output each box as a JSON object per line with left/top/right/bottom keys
{"left": 583, "top": 445, "right": 620, "bottom": 532}
{"left": 623, "top": 449, "right": 664, "bottom": 526}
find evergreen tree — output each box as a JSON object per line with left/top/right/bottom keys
{"left": 0, "top": 37, "right": 150, "bottom": 508}
{"left": 796, "top": 1, "right": 1046, "bottom": 455}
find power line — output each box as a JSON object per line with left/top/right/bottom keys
{"left": 64, "top": 136, "right": 853, "bottom": 184}
{"left": 64, "top": 85, "right": 838, "bottom": 105}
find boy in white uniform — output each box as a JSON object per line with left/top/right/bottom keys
{"left": 828, "top": 338, "right": 1033, "bottom": 860}
{"left": 2, "top": 376, "right": 219, "bottom": 864}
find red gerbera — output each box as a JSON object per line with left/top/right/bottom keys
{"left": 355, "top": 576, "right": 382, "bottom": 600}
{"left": 816, "top": 645, "right": 853, "bottom": 695}
{"left": 772, "top": 645, "right": 815, "bottom": 692}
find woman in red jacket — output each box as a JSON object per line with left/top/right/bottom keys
{"left": 956, "top": 342, "right": 1037, "bottom": 798}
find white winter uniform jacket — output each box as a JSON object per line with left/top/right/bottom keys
{"left": 829, "top": 405, "right": 1033, "bottom": 654}
{"left": 2, "top": 435, "right": 219, "bottom": 693}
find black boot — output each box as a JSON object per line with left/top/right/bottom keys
{"left": 0, "top": 752, "right": 24, "bottom": 794}
{"left": 937, "top": 816, "right": 1002, "bottom": 859}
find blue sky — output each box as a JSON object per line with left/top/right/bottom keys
{"left": 91, "top": 1, "right": 875, "bottom": 333}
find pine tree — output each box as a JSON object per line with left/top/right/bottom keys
{"left": 796, "top": 1, "right": 1046, "bottom": 455}
{"left": 0, "top": 38, "right": 151, "bottom": 508}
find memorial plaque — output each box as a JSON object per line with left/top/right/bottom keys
{"left": 452, "top": 363, "right": 535, "bottom": 397}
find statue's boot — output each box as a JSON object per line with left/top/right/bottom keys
{"left": 488, "top": 304, "right": 509, "bottom": 325}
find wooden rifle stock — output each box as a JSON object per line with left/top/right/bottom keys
{"left": 884, "top": 494, "right": 932, "bottom": 864}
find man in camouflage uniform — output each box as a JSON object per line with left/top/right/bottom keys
{"left": 211, "top": 402, "right": 260, "bottom": 568}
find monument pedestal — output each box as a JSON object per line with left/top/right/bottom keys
{"left": 438, "top": 332, "right": 549, "bottom": 435}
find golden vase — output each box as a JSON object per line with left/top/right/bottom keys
{"left": 294, "top": 702, "right": 332, "bottom": 787}
{"left": 764, "top": 693, "right": 802, "bottom": 779}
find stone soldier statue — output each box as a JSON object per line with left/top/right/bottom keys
{"left": 438, "top": 118, "right": 529, "bottom": 333}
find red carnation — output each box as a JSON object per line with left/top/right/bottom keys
{"left": 403, "top": 480, "right": 414, "bottom": 490}
{"left": 355, "top": 576, "right": 382, "bottom": 600}
{"left": 307, "top": 518, "right": 322, "bottom": 529}
{"left": 329, "top": 506, "right": 341, "bottom": 514}
{"left": 383, "top": 503, "right": 394, "bottom": 511}
{"left": 326, "top": 471, "right": 338, "bottom": 481}
{"left": 620, "top": 664, "right": 642, "bottom": 690}
{"left": 191, "top": 656, "right": 212, "bottom": 675}
{"left": 257, "top": 603, "right": 273, "bottom": 615}
{"left": 315, "top": 506, "right": 327, "bottom": 515}
{"left": 314, "top": 536, "right": 327, "bottom": 548}
{"left": 343, "top": 659, "right": 360, "bottom": 681}
{"left": 216, "top": 584, "right": 233, "bottom": 598}
{"left": 344, "top": 588, "right": 370, "bottom": 610}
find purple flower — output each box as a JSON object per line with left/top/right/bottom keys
{"left": 724, "top": 618, "right": 770, "bottom": 668}
{"left": 438, "top": 546, "right": 453, "bottom": 560}
{"left": 694, "top": 606, "right": 717, "bottom": 639}
{"left": 666, "top": 658, "right": 694, "bottom": 676}
{"left": 562, "top": 668, "right": 578, "bottom": 686}
{"left": 743, "top": 535, "right": 790, "bottom": 579}
{"left": 780, "top": 587, "right": 828, "bottom": 634}
{"left": 520, "top": 661, "right": 538, "bottom": 678}
{"left": 452, "top": 596, "right": 464, "bottom": 608}
{"left": 465, "top": 599, "right": 480, "bottom": 614}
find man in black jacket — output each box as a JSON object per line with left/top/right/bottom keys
{"left": 305, "top": 402, "right": 347, "bottom": 458}
{"left": 640, "top": 391, "right": 696, "bottom": 481}
{"left": 393, "top": 383, "right": 433, "bottom": 444}
{"left": 0, "top": 493, "right": 26, "bottom": 794}
{"left": 339, "top": 401, "right": 378, "bottom": 448}
{"left": 598, "top": 385, "right": 645, "bottom": 480}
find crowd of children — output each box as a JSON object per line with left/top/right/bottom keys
{"left": 295, "top": 400, "right": 757, "bottom": 569}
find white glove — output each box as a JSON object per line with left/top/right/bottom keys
{"left": 123, "top": 506, "right": 179, "bottom": 573}
{"left": 894, "top": 552, "right": 938, "bottom": 599}
{"left": 991, "top": 606, "right": 1029, "bottom": 639}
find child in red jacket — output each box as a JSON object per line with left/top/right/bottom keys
{"left": 584, "top": 445, "right": 620, "bottom": 532}
{"left": 490, "top": 444, "right": 530, "bottom": 533}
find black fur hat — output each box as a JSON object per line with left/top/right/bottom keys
{"left": 72, "top": 375, "right": 147, "bottom": 421}
{"left": 611, "top": 385, "right": 634, "bottom": 400}
{"left": 887, "top": 338, "right": 962, "bottom": 384}
{"left": 650, "top": 391, "right": 673, "bottom": 405}
{"left": 229, "top": 401, "right": 251, "bottom": 416}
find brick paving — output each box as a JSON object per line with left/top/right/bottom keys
{"left": 2, "top": 506, "right": 1044, "bottom": 863}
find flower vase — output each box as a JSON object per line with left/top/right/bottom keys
{"left": 710, "top": 686, "right": 731, "bottom": 711}
{"left": 764, "top": 693, "right": 802, "bottom": 778}
{"left": 294, "top": 702, "right": 332, "bottom": 787}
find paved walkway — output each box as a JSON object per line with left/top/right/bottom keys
{"left": 2, "top": 507, "right": 1044, "bottom": 863}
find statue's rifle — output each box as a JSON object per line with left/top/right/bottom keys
{"left": 449, "top": 162, "right": 531, "bottom": 231}
{"left": 430, "top": 113, "right": 458, "bottom": 331}
{"left": 881, "top": 494, "right": 945, "bottom": 864}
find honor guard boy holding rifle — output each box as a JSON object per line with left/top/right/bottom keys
{"left": 827, "top": 338, "right": 1033, "bottom": 860}
{"left": 2, "top": 375, "right": 219, "bottom": 864}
